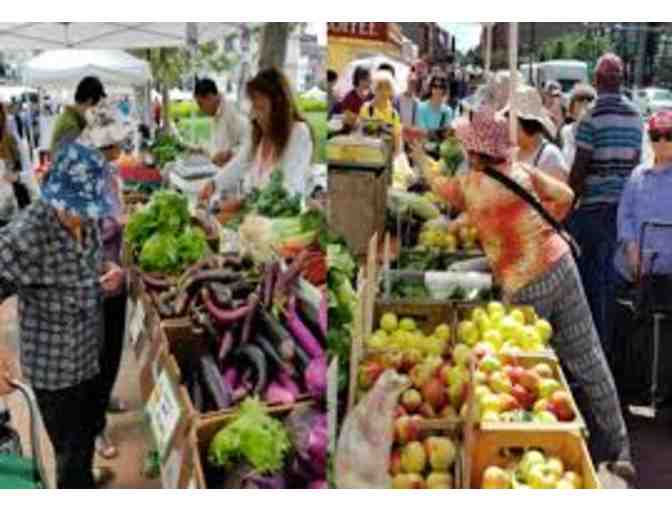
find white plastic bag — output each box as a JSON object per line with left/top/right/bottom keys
{"left": 335, "top": 370, "right": 410, "bottom": 489}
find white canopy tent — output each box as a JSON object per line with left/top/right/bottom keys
{"left": 23, "top": 49, "right": 152, "bottom": 88}
{"left": 0, "top": 23, "right": 246, "bottom": 50}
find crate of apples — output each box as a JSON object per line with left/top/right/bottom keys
{"left": 456, "top": 301, "right": 555, "bottom": 357}
{"left": 365, "top": 312, "right": 452, "bottom": 357}
{"left": 390, "top": 432, "right": 460, "bottom": 489}
{"left": 481, "top": 450, "right": 585, "bottom": 489}
{"left": 469, "top": 353, "right": 583, "bottom": 429}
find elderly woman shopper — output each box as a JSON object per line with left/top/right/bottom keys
{"left": 412, "top": 77, "right": 634, "bottom": 480}
{"left": 0, "top": 135, "right": 123, "bottom": 488}
{"left": 358, "top": 69, "right": 402, "bottom": 155}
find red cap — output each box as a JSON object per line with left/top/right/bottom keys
{"left": 648, "top": 110, "right": 672, "bottom": 133}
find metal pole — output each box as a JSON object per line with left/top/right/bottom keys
{"left": 635, "top": 22, "right": 648, "bottom": 88}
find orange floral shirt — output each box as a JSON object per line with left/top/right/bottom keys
{"left": 432, "top": 162, "right": 574, "bottom": 295}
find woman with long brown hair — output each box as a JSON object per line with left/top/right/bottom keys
{"left": 200, "top": 68, "right": 315, "bottom": 202}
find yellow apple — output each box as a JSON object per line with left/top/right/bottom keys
{"left": 481, "top": 466, "right": 511, "bottom": 489}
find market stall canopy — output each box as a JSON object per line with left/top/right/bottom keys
{"left": 23, "top": 49, "right": 152, "bottom": 87}
{"left": 0, "top": 23, "right": 252, "bottom": 50}
{"left": 333, "top": 55, "right": 410, "bottom": 100}
{"left": 0, "top": 85, "right": 37, "bottom": 102}
{"left": 302, "top": 86, "right": 326, "bottom": 102}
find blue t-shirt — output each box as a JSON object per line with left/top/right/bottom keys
{"left": 416, "top": 101, "right": 453, "bottom": 131}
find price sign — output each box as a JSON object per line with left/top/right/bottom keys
{"left": 146, "top": 370, "right": 183, "bottom": 460}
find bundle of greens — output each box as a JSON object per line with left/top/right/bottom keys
{"left": 440, "top": 137, "right": 465, "bottom": 175}
{"left": 125, "top": 190, "right": 208, "bottom": 274}
{"left": 247, "top": 170, "right": 302, "bottom": 218}
{"left": 208, "top": 398, "right": 291, "bottom": 474}
{"left": 150, "top": 133, "right": 185, "bottom": 168}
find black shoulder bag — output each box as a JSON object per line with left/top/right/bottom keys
{"left": 480, "top": 166, "right": 581, "bottom": 259}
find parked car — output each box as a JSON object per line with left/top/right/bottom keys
{"left": 635, "top": 87, "right": 672, "bottom": 117}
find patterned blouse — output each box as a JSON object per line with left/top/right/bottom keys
{"left": 430, "top": 161, "right": 574, "bottom": 295}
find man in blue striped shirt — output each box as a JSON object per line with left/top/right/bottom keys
{"left": 568, "top": 53, "right": 643, "bottom": 362}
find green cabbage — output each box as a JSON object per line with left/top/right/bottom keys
{"left": 208, "top": 398, "right": 291, "bottom": 474}
{"left": 176, "top": 227, "right": 208, "bottom": 266}
{"left": 138, "top": 232, "right": 180, "bottom": 274}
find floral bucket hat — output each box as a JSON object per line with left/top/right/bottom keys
{"left": 41, "top": 143, "right": 112, "bottom": 219}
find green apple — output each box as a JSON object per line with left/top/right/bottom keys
{"left": 481, "top": 410, "right": 500, "bottom": 422}
{"left": 470, "top": 306, "right": 487, "bottom": 323}
{"left": 474, "top": 384, "right": 492, "bottom": 401}
{"left": 534, "top": 319, "right": 553, "bottom": 344}
{"left": 528, "top": 463, "right": 559, "bottom": 489}
{"left": 435, "top": 324, "right": 451, "bottom": 343}
{"left": 458, "top": 320, "right": 480, "bottom": 346}
{"left": 498, "top": 316, "right": 519, "bottom": 342}
{"left": 474, "top": 370, "right": 488, "bottom": 385}
{"left": 520, "top": 450, "right": 546, "bottom": 480}
{"left": 538, "top": 378, "right": 562, "bottom": 399}
{"left": 489, "top": 371, "right": 513, "bottom": 394}
{"left": 509, "top": 308, "right": 526, "bottom": 325}
{"left": 520, "top": 326, "right": 542, "bottom": 351}
{"left": 366, "top": 332, "right": 388, "bottom": 350}
{"left": 476, "top": 315, "right": 493, "bottom": 335}
{"left": 487, "top": 301, "right": 506, "bottom": 318}
{"left": 480, "top": 393, "right": 502, "bottom": 414}
{"left": 380, "top": 313, "right": 398, "bottom": 333}
{"left": 479, "top": 355, "right": 502, "bottom": 374}
{"left": 481, "top": 466, "right": 511, "bottom": 489}
{"left": 400, "top": 318, "right": 417, "bottom": 332}
{"left": 452, "top": 343, "right": 472, "bottom": 367}
{"left": 555, "top": 479, "right": 576, "bottom": 489}
{"left": 444, "top": 365, "right": 467, "bottom": 387}
{"left": 533, "top": 411, "right": 558, "bottom": 424}
{"left": 546, "top": 457, "right": 564, "bottom": 479}
{"left": 483, "top": 329, "right": 504, "bottom": 350}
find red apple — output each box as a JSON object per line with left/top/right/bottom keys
{"left": 511, "top": 384, "right": 536, "bottom": 410}
{"left": 532, "top": 362, "right": 554, "bottom": 379}
{"left": 395, "top": 415, "right": 420, "bottom": 444}
{"left": 499, "top": 393, "right": 522, "bottom": 412}
{"left": 550, "top": 390, "right": 576, "bottom": 421}
{"left": 390, "top": 449, "right": 402, "bottom": 475}
{"left": 519, "top": 369, "right": 541, "bottom": 395}
{"left": 394, "top": 405, "right": 408, "bottom": 418}
{"left": 420, "top": 402, "right": 437, "bottom": 419}
{"left": 422, "top": 378, "right": 447, "bottom": 411}
{"left": 505, "top": 365, "right": 526, "bottom": 385}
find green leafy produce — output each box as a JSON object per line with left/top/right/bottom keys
{"left": 139, "top": 232, "right": 180, "bottom": 274}
{"left": 125, "top": 207, "right": 158, "bottom": 252}
{"left": 440, "top": 137, "right": 465, "bottom": 175}
{"left": 208, "top": 398, "right": 291, "bottom": 474}
{"left": 388, "top": 189, "right": 440, "bottom": 221}
{"left": 176, "top": 227, "right": 208, "bottom": 266}
{"left": 149, "top": 190, "right": 190, "bottom": 234}
{"left": 150, "top": 133, "right": 185, "bottom": 168}
{"left": 390, "top": 280, "right": 430, "bottom": 300}
{"left": 249, "top": 170, "right": 302, "bottom": 218}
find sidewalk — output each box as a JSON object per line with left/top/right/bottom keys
{"left": 1, "top": 299, "right": 160, "bottom": 489}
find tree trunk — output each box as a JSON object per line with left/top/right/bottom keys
{"left": 258, "top": 23, "right": 291, "bottom": 70}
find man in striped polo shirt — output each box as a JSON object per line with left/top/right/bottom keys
{"left": 568, "top": 53, "right": 643, "bottom": 363}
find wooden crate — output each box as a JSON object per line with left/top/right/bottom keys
{"left": 474, "top": 355, "right": 586, "bottom": 433}
{"left": 328, "top": 167, "right": 388, "bottom": 257}
{"left": 191, "top": 403, "right": 311, "bottom": 489}
{"left": 467, "top": 429, "right": 600, "bottom": 489}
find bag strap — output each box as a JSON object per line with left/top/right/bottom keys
{"left": 533, "top": 141, "right": 548, "bottom": 167}
{"left": 481, "top": 166, "right": 581, "bottom": 258}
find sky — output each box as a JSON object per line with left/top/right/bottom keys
{"left": 307, "top": 22, "right": 326, "bottom": 46}
{"left": 438, "top": 23, "right": 483, "bottom": 53}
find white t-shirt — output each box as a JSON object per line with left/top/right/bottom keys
{"left": 214, "top": 121, "right": 313, "bottom": 197}
{"left": 210, "top": 97, "right": 248, "bottom": 158}
{"left": 521, "top": 140, "right": 569, "bottom": 180}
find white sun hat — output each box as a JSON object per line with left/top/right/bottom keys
{"left": 79, "top": 100, "right": 132, "bottom": 149}
{"left": 500, "top": 84, "right": 557, "bottom": 140}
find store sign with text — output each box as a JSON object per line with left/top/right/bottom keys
{"left": 327, "top": 23, "right": 389, "bottom": 43}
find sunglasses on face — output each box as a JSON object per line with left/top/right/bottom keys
{"left": 650, "top": 131, "right": 672, "bottom": 143}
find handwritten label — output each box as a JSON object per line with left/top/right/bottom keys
{"left": 147, "top": 370, "right": 183, "bottom": 460}
{"left": 161, "top": 445, "right": 184, "bottom": 489}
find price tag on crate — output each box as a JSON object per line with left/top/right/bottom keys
{"left": 146, "top": 367, "right": 183, "bottom": 460}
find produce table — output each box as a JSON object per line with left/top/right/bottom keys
{"left": 118, "top": 164, "right": 163, "bottom": 184}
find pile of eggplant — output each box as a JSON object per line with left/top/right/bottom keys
{"left": 140, "top": 252, "right": 328, "bottom": 414}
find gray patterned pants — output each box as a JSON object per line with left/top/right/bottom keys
{"left": 510, "top": 254, "right": 631, "bottom": 464}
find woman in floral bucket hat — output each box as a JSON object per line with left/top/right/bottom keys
{"left": 412, "top": 77, "right": 635, "bottom": 482}
{"left": 0, "top": 122, "right": 124, "bottom": 486}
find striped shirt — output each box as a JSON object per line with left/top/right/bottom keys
{"left": 575, "top": 93, "right": 643, "bottom": 206}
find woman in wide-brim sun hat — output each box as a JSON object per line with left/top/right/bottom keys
{"left": 500, "top": 84, "right": 570, "bottom": 182}
{"left": 411, "top": 75, "right": 635, "bottom": 481}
